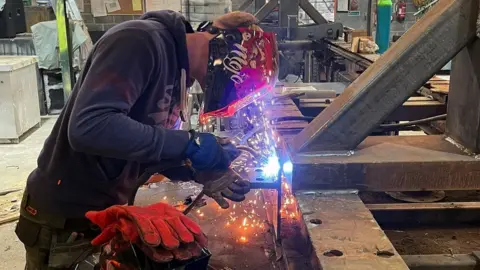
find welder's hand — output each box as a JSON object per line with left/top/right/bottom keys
{"left": 184, "top": 131, "right": 240, "bottom": 171}
{"left": 86, "top": 202, "right": 207, "bottom": 251}
{"left": 194, "top": 168, "right": 251, "bottom": 209}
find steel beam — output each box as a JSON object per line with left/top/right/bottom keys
{"left": 255, "top": 0, "right": 265, "bottom": 11}
{"left": 291, "top": 0, "right": 480, "bottom": 153}
{"left": 254, "top": 0, "right": 278, "bottom": 23}
{"left": 366, "top": 202, "right": 480, "bottom": 211}
{"left": 238, "top": 0, "right": 254, "bottom": 11}
{"left": 299, "top": 0, "right": 328, "bottom": 24}
{"left": 298, "top": 97, "right": 447, "bottom": 122}
{"left": 287, "top": 135, "right": 480, "bottom": 191}
{"left": 294, "top": 191, "right": 408, "bottom": 270}
{"left": 446, "top": 39, "right": 480, "bottom": 153}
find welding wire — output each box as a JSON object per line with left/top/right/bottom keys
{"left": 183, "top": 191, "right": 205, "bottom": 215}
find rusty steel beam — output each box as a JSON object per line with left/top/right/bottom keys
{"left": 291, "top": 0, "right": 479, "bottom": 153}
{"left": 287, "top": 135, "right": 480, "bottom": 191}
{"left": 294, "top": 191, "right": 408, "bottom": 270}
{"left": 447, "top": 39, "right": 480, "bottom": 153}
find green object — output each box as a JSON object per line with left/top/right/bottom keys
{"left": 375, "top": 0, "right": 392, "bottom": 53}
{"left": 56, "top": 0, "right": 74, "bottom": 100}
{"left": 377, "top": 0, "right": 392, "bottom": 6}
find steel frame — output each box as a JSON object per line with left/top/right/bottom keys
{"left": 262, "top": 1, "right": 480, "bottom": 269}
{"left": 252, "top": 0, "right": 343, "bottom": 41}
{"left": 290, "top": 0, "right": 479, "bottom": 153}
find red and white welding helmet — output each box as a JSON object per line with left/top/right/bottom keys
{"left": 197, "top": 22, "right": 279, "bottom": 120}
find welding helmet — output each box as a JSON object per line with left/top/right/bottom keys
{"left": 197, "top": 22, "right": 279, "bottom": 120}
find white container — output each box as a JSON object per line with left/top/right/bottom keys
{"left": 0, "top": 56, "right": 41, "bottom": 143}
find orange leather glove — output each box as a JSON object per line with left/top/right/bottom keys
{"left": 86, "top": 202, "right": 207, "bottom": 262}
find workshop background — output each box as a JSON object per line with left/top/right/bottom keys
{"left": 2, "top": 0, "right": 473, "bottom": 269}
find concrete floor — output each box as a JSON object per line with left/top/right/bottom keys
{"left": 0, "top": 116, "right": 57, "bottom": 270}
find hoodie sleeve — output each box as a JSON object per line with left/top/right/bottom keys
{"left": 68, "top": 27, "right": 190, "bottom": 163}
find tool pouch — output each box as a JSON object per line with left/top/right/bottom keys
{"left": 15, "top": 216, "right": 42, "bottom": 247}
{"left": 48, "top": 233, "right": 93, "bottom": 268}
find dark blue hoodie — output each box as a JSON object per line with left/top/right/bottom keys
{"left": 26, "top": 11, "right": 193, "bottom": 218}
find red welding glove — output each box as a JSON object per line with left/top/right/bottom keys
{"left": 85, "top": 202, "right": 207, "bottom": 253}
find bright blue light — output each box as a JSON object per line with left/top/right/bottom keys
{"left": 262, "top": 155, "right": 280, "bottom": 177}
{"left": 283, "top": 161, "right": 293, "bottom": 173}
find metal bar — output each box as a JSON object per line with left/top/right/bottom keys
{"left": 303, "top": 51, "right": 313, "bottom": 83}
{"left": 238, "top": 0, "right": 254, "bottom": 11}
{"left": 366, "top": 202, "right": 480, "bottom": 211}
{"left": 262, "top": 23, "right": 343, "bottom": 40}
{"left": 288, "top": 135, "right": 480, "bottom": 191}
{"left": 291, "top": 0, "right": 479, "bottom": 153}
{"left": 299, "top": 98, "right": 446, "bottom": 122}
{"left": 446, "top": 39, "right": 480, "bottom": 152}
{"left": 254, "top": 0, "right": 278, "bottom": 23}
{"left": 278, "top": 40, "right": 318, "bottom": 51}
{"left": 298, "top": 0, "right": 328, "bottom": 24}
{"left": 255, "top": 0, "right": 266, "bottom": 12}
{"left": 294, "top": 191, "right": 408, "bottom": 269}
{"left": 403, "top": 254, "right": 480, "bottom": 270}
{"left": 325, "top": 40, "right": 374, "bottom": 68}
{"left": 279, "top": 0, "right": 299, "bottom": 28}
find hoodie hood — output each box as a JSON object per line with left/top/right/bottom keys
{"left": 140, "top": 10, "right": 195, "bottom": 122}
{"left": 140, "top": 10, "right": 194, "bottom": 80}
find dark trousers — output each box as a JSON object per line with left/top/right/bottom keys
{"left": 15, "top": 192, "right": 97, "bottom": 269}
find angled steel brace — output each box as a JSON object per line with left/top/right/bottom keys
{"left": 291, "top": 0, "right": 479, "bottom": 153}
{"left": 238, "top": 0, "right": 254, "bottom": 11}
{"left": 254, "top": 0, "right": 278, "bottom": 22}
{"left": 299, "top": 0, "right": 328, "bottom": 24}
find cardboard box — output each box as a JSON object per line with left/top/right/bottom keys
{"left": 345, "top": 29, "right": 368, "bottom": 43}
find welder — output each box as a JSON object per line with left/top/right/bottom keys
{"left": 15, "top": 9, "right": 278, "bottom": 270}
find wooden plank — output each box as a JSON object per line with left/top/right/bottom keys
{"left": 295, "top": 191, "right": 408, "bottom": 270}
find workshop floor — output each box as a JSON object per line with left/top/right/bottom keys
{"left": 0, "top": 116, "right": 279, "bottom": 270}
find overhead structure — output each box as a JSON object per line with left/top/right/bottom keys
{"left": 257, "top": 0, "right": 480, "bottom": 268}
{"left": 252, "top": 0, "right": 343, "bottom": 41}
{"left": 291, "top": 0, "right": 479, "bottom": 153}
{"left": 236, "top": 0, "right": 343, "bottom": 82}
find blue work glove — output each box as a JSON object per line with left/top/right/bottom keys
{"left": 184, "top": 131, "right": 240, "bottom": 171}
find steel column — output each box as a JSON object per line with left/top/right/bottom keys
{"left": 279, "top": 0, "right": 299, "bottom": 28}
{"left": 291, "top": 0, "right": 479, "bottom": 153}
{"left": 446, "top": 38, "right": 480, "bottom": 153}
